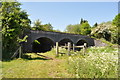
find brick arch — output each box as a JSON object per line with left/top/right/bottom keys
{"left": 31, "top": 36, "right": 55, "bottom": 44}
{"left": 32, "top": 37, "right": 54, "bottom": 53}
{"left": 76, "top": 39, "right": 88, "bottom": 46}
{"left": 58, "top": 38, "right": 73, "bottom": 46}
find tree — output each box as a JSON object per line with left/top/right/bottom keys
{"left": 65, "top": 24, "right": 81, "bottom": 34}
{"left": 32, "top": 19, "right": 43, "bottom": 30}
{"left": 93, "top": 22, "right": 98, "bottom": 28}
{"left": 80, "top": 18, "right": 83, "bottom": 24}
{"left": 65, "top": 19, "right": 91, "bottom": 35}
{"left": 91, "top": 21, "right": 119, "bottom": 44}
{"left": 32, "top": 19, "right": 53, "bottom": 31}
{"left": 112, "top": 13, "right": 120, "bottom": 44}
{"left": 43, "top": 23, "right": 53, "bottom": 31}
{"left": 80, "top": 21, "right": 91, "bottom": 35}
{"left": 1, "top": 2, "right": 31, "bottom": 59}
{"left": 112, "top": 13, "right": 120, "bottom": 27}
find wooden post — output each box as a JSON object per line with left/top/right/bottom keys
{"left": 68, "top": 42, "right": 71, "bottom": 56}
{"left": 56, "top": 42, "right": 59, "bottom": 57}
{"left": 73, "top": 44, "right": 75, "bottom": 52}
{"left": 84, "top": 43, "right": 87, "bottom": 48}
{"left": 19, "top": 46, "right": 21, "bottom": 58}
{"left": 65, "top": 43, "right": 67, "bottom": 47}
{"left": 83, "top": 46, "right": 85, "bottom": 55}
{"left": 83, "top": 43, "right": 87, "bottom": 55}
{"left": 65, "top": 43, "right": 67, "bottom": 49}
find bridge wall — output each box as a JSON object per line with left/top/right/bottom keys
{"left": 23, "top": 30, "right": 95, "bottom": 53}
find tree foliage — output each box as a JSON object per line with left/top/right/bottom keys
{"left": 112, "top": 13, "right": 120, "bottom": 44}
{"left": 65, "top": 19, "right": 91, "bottom": 35}
{"left": 112, "top": 13, "right": 120, "bottom": 27}
{"left": 32, "top": 19, "right": 53, "bottom": 31}
{"left": 65, "top": 24, "right": 80, "bottom": 34}
{"left": 91, "top": 13, "right": 119, "bottom": 45}
{"left": 1, "top": 2, "right": 31, "bottom": 58}
{"left": 80, "top": 21, "right": 91, "bottom": 35}
{"left": 92, "top": 22, "right": 98, "bottom": 28}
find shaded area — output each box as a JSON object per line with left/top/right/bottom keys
{"left": 59, "top": 38, "right": 73, "bottom": 50}
{"left": 59, "top": 38, "right": 73, "bottom": 46}
{"left": 76, "top": 39, "right": 88, "bottom": 51}
{"left": 22, "top": 53, "right": 53, "bottom": 60}
{"left": 32, "top": 37, "right": 54, "bottom": 53}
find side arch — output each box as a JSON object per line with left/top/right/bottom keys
{"left": 76, "top": 39, "right": 88, "bottom": 51}
{"left": 32, "top": 37, "right": 54, "bottom": 53}
{"left": 76, "top": 39, "right": 88, "bottom": 46}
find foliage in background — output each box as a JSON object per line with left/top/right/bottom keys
{"left": 112, "top": 13, "right": 120, "bottom": 44}
{"left": 91, "top": 21, "right": 112, "bottom": 40}
{"left": 91, "top": 14, "right": 120, "bottom": 45}
{"left": 1, "top": 2, "right": 31, "bottom": 59}
{"left": 31, "top": 19, "right": 53, "bottom": 31}
{"left": 65, "top": 19, "right": 91, "bottom": 35}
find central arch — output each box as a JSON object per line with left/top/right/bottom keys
{"left": 32, "top": 37, "right": 54, "bottom": 53}
{"left": 59, "top": 38, "right": 73, "bottom": 46}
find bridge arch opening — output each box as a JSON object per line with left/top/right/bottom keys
{"left": 76, "top": 39, "right": 88, "bottom": 51}
{"left": 32, "top": 37, "right": 54, "bottom": 53}
{"left": 59, "top": 38, "right": 73, "bottom": 46}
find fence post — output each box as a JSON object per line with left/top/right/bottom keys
{"left": 19, "top": 46, "right": 21, "bottom": 58}
{"left": 73, "top": 44, "right": 75, "bottom": 52}
{"left": 56, "top": 42, "right": 59, "bottom": 57}
{"left": 84, "top": 43, "right": 87, "bottom": 48}
{"left": 68, "top": 42, "right": 71, "bottom": 56}
{"left": 83, "top": 43, "right": 87, "bottom": 55}
{"left": 65, "top": 43, "right": 67, "bottom": 47}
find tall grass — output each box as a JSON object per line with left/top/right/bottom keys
{"left": 67, "top": 46, "right": 118, "bottom": 78}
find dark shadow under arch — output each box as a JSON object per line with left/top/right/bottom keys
{"left": 59, "top": 38, "right": 73, "bottom": 46}
{"left": 32, "top": 37, "right": 54, "bottom": 53}
{"left": 76, "top": 39, "right": 88, "bottom": 51}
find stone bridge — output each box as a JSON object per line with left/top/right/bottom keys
{"left": 23, "top": 30, "right": 96, "bottom": 53}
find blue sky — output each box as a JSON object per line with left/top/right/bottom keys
{"left": 20, "top": 2, "right": 118, "bottom": 31}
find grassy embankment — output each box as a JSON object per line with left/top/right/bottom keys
{"left": 2, "top": 45, "right": 118, "bottom": 78}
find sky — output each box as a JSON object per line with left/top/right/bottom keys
{"left": 20, "top": 2, "right": 118, "bottom": 31}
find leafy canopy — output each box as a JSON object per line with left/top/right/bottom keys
{"left": 1, "top": 2, "right": 31, "bottom": 59}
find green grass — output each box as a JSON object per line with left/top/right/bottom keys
{"left": 2, "top": 46, "right": 118, "bottom": 78}
{"left": 2, "top": 49, "right": 73, "bottom": 78}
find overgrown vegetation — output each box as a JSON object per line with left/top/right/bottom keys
{"left": 65, "top": 14, "right": 119, "bottom": 45}
{"left": 1, "top": 2, "right": 60, "bottom": 60}
{"left": 1, "top": 2, "right": 119, "bottom": 60}
{"left": 2, "top": 46, "right": 118, "bottom": 78}
{"left": 1, "top": 2, "right": 119, "bottom": 78}
{"left": 1, "top": 2, "right": 31, "bottom": 59}
{"left": 67, "top": 46, "right": 118, "bottom": 78}
{"left": 91, "top": 14, "right": 120, "bottom": 45}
